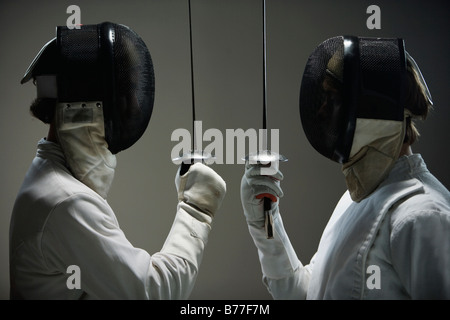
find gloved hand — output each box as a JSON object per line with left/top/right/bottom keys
{"left": 160, "top": 163, "right": 226, "bottom": 281}
{"left": 240, "top": 161, "right": 284, "bottom": 228}
{"left": 175, "top": 162, "right": 226, "bottom": 223}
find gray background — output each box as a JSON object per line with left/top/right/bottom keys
{"left": 1, "top": 0, "right": 449, "bottom": 300}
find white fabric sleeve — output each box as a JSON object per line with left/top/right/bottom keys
{"left": 41, "top": 192, "right": 212, "bottom": 299}
{"left": 247, "top": 209, "right": 312, "bottom": 300}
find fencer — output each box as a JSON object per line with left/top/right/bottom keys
{"left": 241, "top": 36, "right": 450, "bottom": 299}
{"left": 10, "top": 22, "right": 226, "bottom": 299}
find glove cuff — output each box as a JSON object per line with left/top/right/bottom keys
{"left": 161, "top": 203, "right": 212, "bottom": 268}
{"left": 247, "top": 211, "right": 301, "bottom": 279}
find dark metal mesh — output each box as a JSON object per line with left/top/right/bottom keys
{"left": 299, "top": 36, "right": 405, "bottom": 163}
{"left": 57, "top": 22, "right": 155, "bottom": 154}
{"left": 109, "top": 24, "right": 155, "bottom": 154}
{"left": 58, "top": 25, "right": 101, "bottom": 102}
{"left": 299, "top": 36, "right": 346, "bottom": 162}
{"left": 357, "top": 37, "right": 405, "bottom": 121}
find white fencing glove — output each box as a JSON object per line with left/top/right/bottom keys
{"left": 161, "top": 163, "right": 226, "bottom": 275}
{"left": 240, "top": 162, "right": 302, "bottom": 284}
{"left": 175, "top": 162, "right": 226, "bottom": 225}
{"left": 240, "top": 162, "right": 284, "bottom": 229}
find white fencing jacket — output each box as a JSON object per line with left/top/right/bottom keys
{"left": 249, "top": 154, "right": 450, "bottom": 299}
{"left": 9, "top": 139, "right": 213, "bottom": 299}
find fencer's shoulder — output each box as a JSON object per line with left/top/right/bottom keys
{"left": 48, "top": 191, "right": 115, "bottom": 228}
{"left": 25, "top": 153, "right": 109, "bottom": 215}
{"left": 50, "top": 170, "right": 112, "bottom": 216}
{"left": 326, "top": 190, "right": 353, "bottom": 225}
{"left": 388, "top": 177, "right": 450, "bottom": 235}
{"left": 43, "top": 171, "right": 117, "bottom": 233}
{"left": 44, "top": 157, "right": 102, "bottom": 200}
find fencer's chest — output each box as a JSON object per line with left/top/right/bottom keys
{"left": 307, "top": 198, "right": 384, "bottom": 299}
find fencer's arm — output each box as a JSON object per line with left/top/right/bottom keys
{"left": 147, "top": 162, "right": 226, "bottom": 299}
{"left": 156, "top": 163, "right": 227, "bottom": 297}
{"left": 41, "top": 163, "right": 225, "bottom": 299}
{"left": 241, "top": 163, "right": 311, "bottom": 299}
{"left": 247, "top": 209, "right": 312, "bottom": 300}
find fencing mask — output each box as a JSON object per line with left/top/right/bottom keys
{"left": 21, "top": 22, "right": 155, "bottom": 198}
{"left": 299, "top": 36, "right": 409, "bottom": 202}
